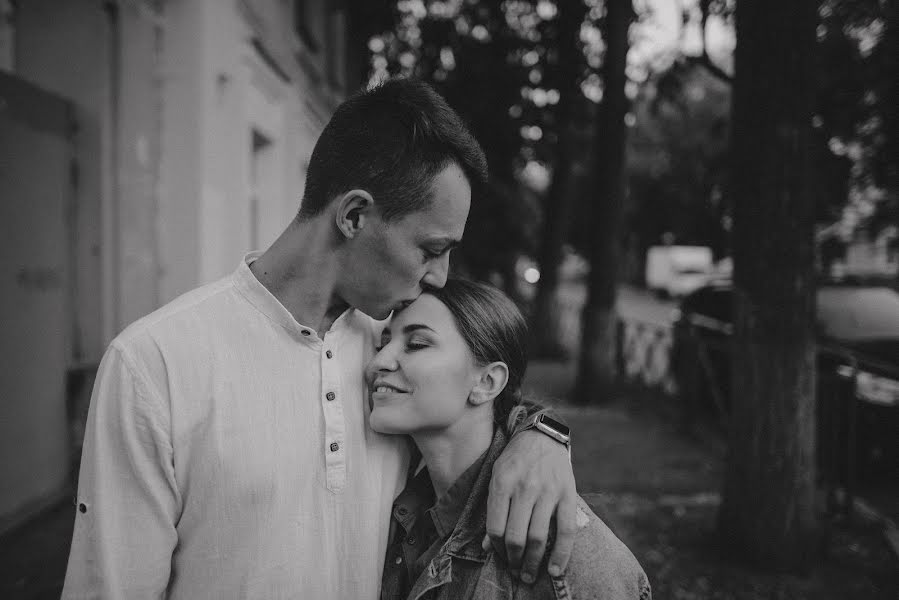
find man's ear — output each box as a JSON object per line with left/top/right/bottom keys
{"left": 468, "top": 362, "right": 510, "bottom": 406}
{"left": 335, "top": 189, "right": 375, "bottom": 239}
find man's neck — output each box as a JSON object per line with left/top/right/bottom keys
{"left": 249, "top": 216, "right": 348, "bottom": 335}
{"left": 411, "top": 410, "right": 494, "bottom": 499}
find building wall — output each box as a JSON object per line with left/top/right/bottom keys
{"left": 13, "top": 0, "right": 106, "bottom": 363}
{"left": 0, "top": 0, "right": 360, "bottom": 529}
{"left": 116, "top": 2, "right": 164, "bottom": 330}
{"left": 158, "top": 0, "right": 348, "bottom": 301}
{"left": 158, "top": 0, "right": 204, "bottom": 303}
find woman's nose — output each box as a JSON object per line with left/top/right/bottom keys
{"left": 367, "top": 345, "right": 398, "bottom": 377}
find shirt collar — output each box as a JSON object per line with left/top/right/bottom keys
{"left": 392, "top": 465, "right": 435, "bottom": 533}
{"left": 232, "top": 251, "right": 356, "bottom": 343}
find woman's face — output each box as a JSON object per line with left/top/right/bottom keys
{"left": 366, "top": 294, "right": 481, "bottom": 435}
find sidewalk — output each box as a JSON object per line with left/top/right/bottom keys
{"left": 523, "top": 360, "right": 898, "bottom": 600}
{"left": 1, "top": 360, "right": 896, "bottom": 599}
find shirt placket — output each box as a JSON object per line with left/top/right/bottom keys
{"left": 320, "top": 331, "right": 346, "bottom": 492}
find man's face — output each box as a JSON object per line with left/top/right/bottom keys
{"left": 341, "top": 162, "right": 471, "bottom": 320}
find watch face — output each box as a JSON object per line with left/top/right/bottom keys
{"left": 538, "top": 414, "right": 570, "bottom": 437}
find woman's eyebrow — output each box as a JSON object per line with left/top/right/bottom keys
{"left": 402, "top": 323, "right": 436, "bottom": 335}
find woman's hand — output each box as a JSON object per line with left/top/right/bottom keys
{"left": 483, "top": 430, "right": 577, "bottom": 584}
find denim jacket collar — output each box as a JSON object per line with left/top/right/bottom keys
{"left": 442, "top": 427, "right": 509, "bottom": 561}
{"left": 406, "top": 427, "right": 510, "bottom": 600}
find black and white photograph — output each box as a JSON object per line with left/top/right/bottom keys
{"left": 0, "top": 0, "right": 896, "bottom": 598}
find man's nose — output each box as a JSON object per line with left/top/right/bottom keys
{"left": 422, "top": 253, "right": 449, "bottom": 289}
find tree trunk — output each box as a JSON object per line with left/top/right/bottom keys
{"left": 886, "top": 0, "right": 899, "bottom": 287}
{"left": 717, "top": 0, "right": 818, "bottom": 572}
{"left": 574, "top": 0, "right": 634, "bottom": 403}
{"left": 531, "top": 0, "right": 589, "bottom": 359}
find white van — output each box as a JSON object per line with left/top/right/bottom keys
{"left": 645, "top": 246, "right": 714, "bottom": 298}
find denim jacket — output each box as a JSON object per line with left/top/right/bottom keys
{"left": 383, "top": 428, "right": 652, "bottom": 600}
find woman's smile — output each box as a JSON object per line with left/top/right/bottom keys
{"left": 371, "top": 379, "right": 410, "bottom": 402}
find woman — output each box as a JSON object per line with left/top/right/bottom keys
{"left": 367, "top": 278, "right": 651, "bottom": 600}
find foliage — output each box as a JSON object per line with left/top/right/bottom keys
{"left": 816, "top": 0, "right": 895, "bottom": 238}
{"left": 367, "top": 0, "right": 568, "bottom": 286}
{"left": 628, "top": 0, "right": 895, "bottom": 257}
{"left": 626, "top": 65, "right": 731, "bottom": 259}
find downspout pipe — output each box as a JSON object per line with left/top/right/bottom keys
{"left": 101, "top": 0, "right": 121, "bottom": 343}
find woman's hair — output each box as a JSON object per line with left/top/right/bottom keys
{"left": 426, "top": 278, "right": 531, "bottom": 433}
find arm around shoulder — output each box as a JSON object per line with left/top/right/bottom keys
{"left": 62, "top": 342, "right": 181, "bottom": 599}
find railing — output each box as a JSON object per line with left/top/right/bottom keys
{"left": 615, "top": 318, "right": 677, "bottom": 396}
{"left": 614, "top": 313, "right": 899, "bottom": 521}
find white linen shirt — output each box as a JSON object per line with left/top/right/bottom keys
{"left": 62, "top": 253, "right": 410, "bottom": 599}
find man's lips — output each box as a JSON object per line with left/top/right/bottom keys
{"left": 393, "top": 299, "right": 415, "bottom": 311}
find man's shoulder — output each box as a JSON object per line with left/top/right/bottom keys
{"left": 114, "top": 274, "right": 238, "bottom": 351}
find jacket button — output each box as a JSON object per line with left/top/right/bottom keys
{"left": 326, "top": 391, "right": 336, "bottom": 401}
{"left": 330, "top": 442, "right": 339, "bottom": 452}
{"left": 326, "top": 350, "right": 333, "bottom": 359}
{"left": 396, "top": 506, "right": 408, "bottom": 516}
{"left": 406, "top": 535, "right": 416, "bottom": 545}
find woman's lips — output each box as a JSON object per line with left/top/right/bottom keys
{"left": 371, "top": 382, "right": 409, "bottom": 401}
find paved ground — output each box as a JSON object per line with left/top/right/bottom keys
{"left": 525, "top": 361, "right": 898, "bottom": 600}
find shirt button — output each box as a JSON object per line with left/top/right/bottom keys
{"left": 326, "top": 350, "right": 333, "bottom": 359}
{"left": 395, "top": 556, "right": 403, "bottom": 565}
{"left": 301, "top": 329, "right": 311, "bottom": 336}
{"left": 326, "top": 391, "right": 336, "bottom": 402}
{"left": 330, "top": 442, "right": 339, "bottom": 452}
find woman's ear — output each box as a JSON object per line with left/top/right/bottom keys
{"left": 468, "top": 362, "right": 510, "bottom": 406}
{"left": 335, "top": 189, "right": 374, "bottom": 239}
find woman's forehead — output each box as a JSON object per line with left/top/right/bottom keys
{"left": 389, "top": 294, "right": 454, "bottom": 332}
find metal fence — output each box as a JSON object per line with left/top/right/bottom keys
{"left": 614, "top": 314, "right": 899, "bottom": 519}
{"left": 616, "top": 318, "right": 678, "bottom": 396}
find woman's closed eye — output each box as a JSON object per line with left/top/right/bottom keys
{"left": 405, "top": 337, "right": 431, "bottom": 351}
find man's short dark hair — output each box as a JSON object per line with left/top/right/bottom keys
{"left": 298, "top": 77, "right": 488, "bottom": 221}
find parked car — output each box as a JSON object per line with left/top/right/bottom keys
{"left": 670, "top": 282, "right": 899, "bottom": 480}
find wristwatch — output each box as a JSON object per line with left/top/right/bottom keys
{"left": 520, "top": 413, "right": 571, "bottom": 455}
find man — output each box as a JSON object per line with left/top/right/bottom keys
{"left": 63, "top": 78, "right": 577, "bottom": 599}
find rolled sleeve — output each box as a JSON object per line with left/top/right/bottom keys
{"left": 62, "top": 343, "right": 181, "bottom": 599}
